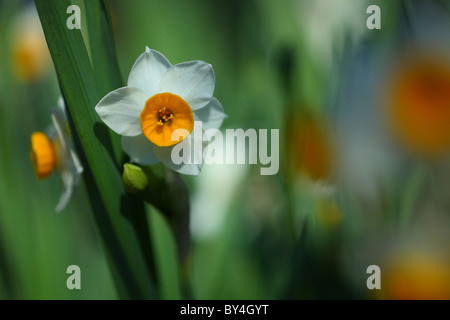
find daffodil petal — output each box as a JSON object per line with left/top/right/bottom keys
{"left": 122, "top": 134, "right": 160, "bottom": 165}
{"left": 160, "top": 60, "right": 215, "bottom": 110}
{"left": 95, "top": 87, "right": 148, "bottom": 136}
{"left": 55, "top": 169, "right": 74, "bottom": 213}
{"left": 193, "top": 97, "right": 227, "bottom": 131}
{"left": 153, "top": 122, "right": 205, "bottom": 175}
{"left": 154, "top": 145, "right": 202, "bottom": 176}
{"left": 128, "top": 47, "right": 172, "bottom": 97}
{"left": 55, "top": 150, "right": 82, "bottom": 213}
{"left": 57, "top": 96, "right": 66, "bottom": 116}
{"left": 70, "top": 149, "right": 84, "bottom": 180}
{"left": 51, "top": 107, "right": 68, "bottom": 150}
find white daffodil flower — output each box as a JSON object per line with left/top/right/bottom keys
{"left": 30, "top": 97, "right": 83, "bottom": 213}
{"left": 95, "top": 47, "right": 227, "bottom": 176}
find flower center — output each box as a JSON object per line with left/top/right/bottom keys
{"left": 157, "top": 107, "right": 174, "bottom": 125}
{"left": 140, "top": 92, "right": 194, "bottom": 147}
{"left": 30, "top": 132, "right": 56, "bottom": 179}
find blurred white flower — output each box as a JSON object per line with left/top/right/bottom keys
{"left": 334, "top": 1, "right": 450, "bottom": 208}
{"left": 295, "top": 0, "right": 367, "bottom": 71}
{"left": 95, "top": 47, "right": 227, "bottom": 176}
{"left": 191, "top": 164, "right": 247, "bottom": 240}
{"left": 30, "top": 97, "right": 83, "bottom": 213}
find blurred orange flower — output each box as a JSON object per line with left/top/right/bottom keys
{"left": 289, "top": 113, "right": 334, "bottom": 182}
{"left": 382, "top": 251, "right": 450, "bottom": 300}
{"left": 386, "top": 54, "right": 450, "bottom": 157}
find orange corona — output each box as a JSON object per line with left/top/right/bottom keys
{"left": 30, "top": 132, "right": 56, "bottom": 179}
{"left": 140, "top": 92, "right": 194, "bottom": 147}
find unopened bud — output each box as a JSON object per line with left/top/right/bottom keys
{"left": 122, "top": 163, "right": 148, "bottom": 194}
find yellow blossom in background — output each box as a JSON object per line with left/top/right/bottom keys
{"left": 386, "top": 53, "right": 450, "bottom": 157}
{"left": 382, "top": 251, "right": 450, "bottom": 300}
{"left": 314, "top": 198, "right": 343, "bottom": 229}
{"left": 10, "top": 5, "right": 51, "bottom": 82}
{"left": 289, "top": 112, "right": 334, "bottom": 182}
{"left": 287, "top": 110, "right": 343, "bottom": 230}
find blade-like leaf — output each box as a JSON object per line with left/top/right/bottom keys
{"left": 85, "top": 0, "right": 123, "bottom": 95}
{"left": 84, "top": 0, "right": 123, "bottom": 165}
{"left": 35, "top": 0, "right": 157, "bottom": 299}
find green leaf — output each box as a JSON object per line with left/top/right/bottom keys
{"left": 35, "top": 0, "right": 157, "bottom": 299}
{"left": 399, "top": 163, "right": 428, "bottom": 230}
{"left": 84, "top": 0, "right": 123, "bottom": 164}
{"left": 84, "top": 0, "right": 123, "bottom": 95}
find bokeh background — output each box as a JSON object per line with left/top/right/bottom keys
{"left": 1, "top": 0, "right": 450, "bottom": 299}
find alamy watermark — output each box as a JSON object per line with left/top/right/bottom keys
{"left": 66, "top": 4, "right": 381, "bottom": 31}
{"left": 170, "top": 122, "right": 279, "bottom": 175}
{"left": 366, "top": 265, "right": 381, "bottom": 290}
{"left": 66, "top": 265, "right": 81, "bottom": 290}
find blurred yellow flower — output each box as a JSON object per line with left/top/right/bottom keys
{"left": 382, "top": 251, "right": 450, "bottom": 300}
{"left": 30, "top": 98, "right": 83, "bottom": 212}
{"left": 10, "top": 5, "right": 51, "bottom": 82}
{"left": 315, "top": 198, "right": 343, "bottom": 228}
{"left": 386, "top": 54, "right": 450, "bottom": 157}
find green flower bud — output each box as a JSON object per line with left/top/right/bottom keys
{"left": 122, "top": 163, "right": 148, "bottom": 194}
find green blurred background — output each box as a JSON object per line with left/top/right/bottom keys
{"left": 2, "top": 0, "right": 450, "bottom": 299}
